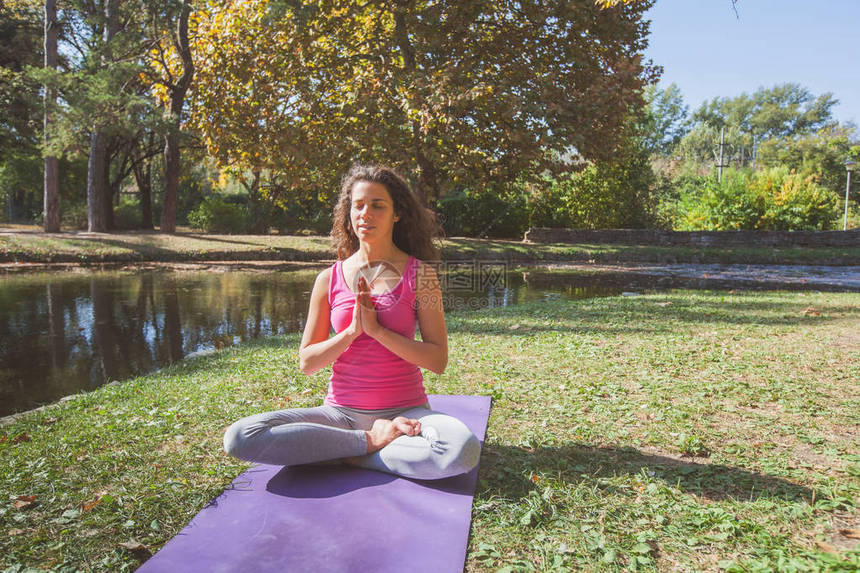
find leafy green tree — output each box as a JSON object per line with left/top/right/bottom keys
{"left": 530, "top": 140, "right": 656, "bottom": 229}
{"left": 641, "top": 82, "right": 689, "bottom": 155}
{"left": 757, "top": 124, "right": 860, "bottom": 193}
{"left": 144, "top": 0, "right": 195, "bottom": 233}
{"left": 44, "top": 0, "right": 60, "bottom": 231}
{"left": 676, "top": 84, "right": 837, "bottom": 169}
{"left": 188, "top": 0, "right": 658, "bottom": 204}
{"left": 0, "top": 0, "right": 43, "bottom": 221}
{"left": 692, "top": 83, "right": 836, "bottom": 140}
{"left": 32, "top": 0, "right": 197, "bottom": 232}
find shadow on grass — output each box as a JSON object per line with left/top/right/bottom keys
{"left": 83, "top": 237, "right": 324, "bottom": 262}
{"left": 177, "top": 232, "right": 293, "bottom": 248}
{"left": 477, "top": 443, "right": 814, "bottom": 504}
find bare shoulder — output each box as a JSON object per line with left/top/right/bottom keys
{"left": 312, "top": 266, "right": 333, "bottom": 291}
{"left": 316, "top": 266, "right": 333, "bottom": 283}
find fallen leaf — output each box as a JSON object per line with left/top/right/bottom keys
{"left": 13, "top": 495, "right": 36, "bottom": 509}
{"left": 656, "top": 302, "right": 672, "bottom": 307}
{"left": 509, "top": 323, "right": 520, "bottom": 330}
{"left": 11, "top": 433, "right": 30, "bottom": 443}
{"left": 530, "top": 474, "right": 540, "bottom": 483}
{"left": 802, "top": 307, "right": 821, "bottom": 317}
{"left": 82, "top": 498, "right": 103, "bottom": 512}
{"left": 8, "top": 528, "right": 25, "bottom": 536}
{"left": 118, "top": 541, "right": 147, "bottom": 552}
{"left": 300, "top": 388, "right": 313, "bottom": 395}
{"left": 839, "top": 529, "right": 860, "bottom": 540}
{"left": 815, "top": 541, "right": 838, "bottom": 553}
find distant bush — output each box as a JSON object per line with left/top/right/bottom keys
{"left": 673, "top": 167, "right": 840, "bottom": 231}
{"left": 528, "top": 149, "right": 656, "bottom": 230}
{"left": 113, "top": 199, "right": 143, "bottom": 230}
{"left": 437, "top": 188, "right": 529, "bottom": 238}
{"left": 187, "top": 197, "right": 247, "bottom": 233}
{"left": 753, "top": 167, "right": 840, "bottom": 230}
{"left": 60, "top": 203, "right": 88, "bottom": 230}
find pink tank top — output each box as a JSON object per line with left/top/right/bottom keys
{"left": 324, "top": 256, "right": 427, "bottom": 409}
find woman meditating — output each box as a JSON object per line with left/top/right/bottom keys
{"left": 223, "top": 164, "right": 480, "bottom": 480}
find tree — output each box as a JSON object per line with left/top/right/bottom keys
{"left": 146, "top": 0, "right": 195, "bottom": 233}
{"left": 757, "top": 124, "right": 860, "bottom": 192}
{"left": 691, "top": 83, "right": 837, "bottom": 141}
{"left": 641, "top": 82, "right": 688, "bottom": 155}
{"left": 0, "top": 0, "right": 43, "bottom": 222}
{"left": 188, "top": 0, "right": 658, "bottom": 205}
{"left": 84, "top": 0, "right": 123, "bottom": 232}
{"left": 677, "top": 84, "right": 838, "bottom": 168}
{"left": 44, "top": 0, "right": 60, "bottom": 232}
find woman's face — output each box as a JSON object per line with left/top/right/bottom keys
{"left": 350, "top": 181, "right": 400, "bottom": 244}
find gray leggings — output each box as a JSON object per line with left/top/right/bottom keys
{"left": 223, "top": 403, "right": 481, "bottom": 480}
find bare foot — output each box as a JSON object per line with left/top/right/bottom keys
{"left": 365, "top": 416, "right": 422, "bottom": 453}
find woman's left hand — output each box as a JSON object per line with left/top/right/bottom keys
{"left": 357, "top": 276, "right": 383, "bottom": 338}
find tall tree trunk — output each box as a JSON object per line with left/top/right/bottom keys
{"left": 161, "top": 131, "right": 179, "bottom": 233}
{"left": 161, "top": 1, "right": 194, "bottom": 234}
{"left": 43, "top": 0, "right": 59, "bottom": 232}
{"left": 86, "top": 0, "right": 118, "bottom": 232}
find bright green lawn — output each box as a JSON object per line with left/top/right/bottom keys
{"left": 1, "top": 290, "right": 858, "bottom": 571}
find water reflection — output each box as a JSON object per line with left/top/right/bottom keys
{"left": 0, "top": 267, "right": 618, "bottom": 417}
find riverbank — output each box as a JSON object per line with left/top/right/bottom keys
{"left": 1, "top": 291, "right": 858, "bottom": 571}
{"left": 1, "top": 229, "right": 859, "bottom": 267}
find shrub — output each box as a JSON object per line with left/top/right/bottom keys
{"left": 113, "top": 199, "right": 143, "bottom": 230}
{"left": 187, "top": 196, "right": 247, "bottom": 233}
{"left": 753, "top": 167, "right": 840, "bottom": 230}
{"left": 529, "top": 152, "right": 656, "bottom": 230}
{"left": 673, "top": 167, "right": 840, "bottom": 231}
{"left": 60, "top": 202, "right": 88, "bottom": 230}
{"left": 674, "top": 170, "right": 762, "bottom": 231}
{"left": 437, "top": 188, "right": 529, "bottom": 238}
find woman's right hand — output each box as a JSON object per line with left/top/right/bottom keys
{"left": 344, "top": 295, "right": 363, "bottom": 341}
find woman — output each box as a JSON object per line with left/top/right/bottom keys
{"left": 223, "top": 164, "right": 480, "bottom": 480}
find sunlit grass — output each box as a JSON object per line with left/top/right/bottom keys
{"left": 1, "top": 290, "right": 858, "bottom": 571}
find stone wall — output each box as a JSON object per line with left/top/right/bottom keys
{"left": 523, "top": 228, "right": 860, "bottom": 247}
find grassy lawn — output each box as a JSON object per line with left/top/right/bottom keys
{"left": 1, "top": 229, "right": 858, "bottom": 265}
{"left": 1, "top": 290, "right": 858, "bottom": 571}
{"left": 0, "top": 231, "right": 334, "bottom": 263}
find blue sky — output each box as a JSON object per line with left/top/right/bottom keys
{"left": 643, "top": 0, "right": 860, "bottom": 126}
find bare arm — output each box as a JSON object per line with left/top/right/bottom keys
{"left": 360, "top": 262, "right": 448, "bottom": 374}
{"left": 298, "top": 268, "right": 361, "bottom": 375}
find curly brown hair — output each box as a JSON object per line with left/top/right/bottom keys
{"left": 331, "top": 164, "right": 443, "bottom": 261}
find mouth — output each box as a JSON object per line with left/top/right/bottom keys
{"left": 357, "top": 224, "right": 374, "bottom": 231}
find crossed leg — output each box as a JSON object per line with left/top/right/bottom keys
{"left": 222, "top": 405, "right": 480, "bottom": 480}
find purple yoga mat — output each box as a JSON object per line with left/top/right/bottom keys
{"left": 137, "top": 395, "right": 491, "bottom": 573}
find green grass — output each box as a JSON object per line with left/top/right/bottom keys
{"left": 1, "top": 291, "right": 859, "bottom": 571}
{"left": 0, "top": 231, "right": 334, "bottom": 263}
{"left": 1, "top": 229, "right": 858, "bottom": 265}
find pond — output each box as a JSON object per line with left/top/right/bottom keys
{"left": 1, "top": 263, "right": 622, "bottom": 417}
